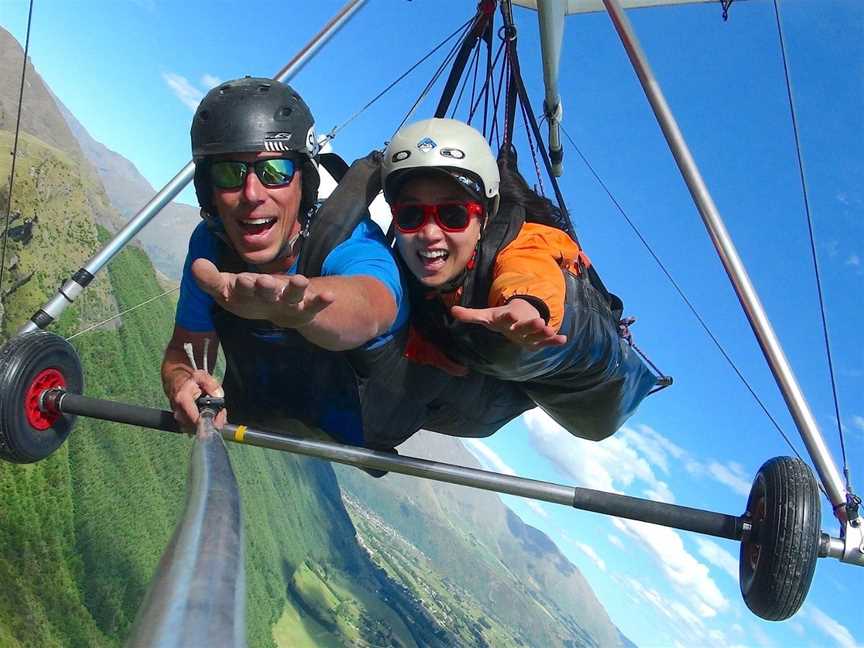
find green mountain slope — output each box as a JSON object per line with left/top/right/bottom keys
{"left": 2, "top": 24, "right": 633, "bottom": 647}
{"left": 337, "top": 432, "right": 631, "bottom": 648}
{"left": 0, "top": 132, "right": 446, "bottom": 648}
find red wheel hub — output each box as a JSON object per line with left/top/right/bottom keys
{"left": 24, "top": 368, "right": 66, "bottom": 430}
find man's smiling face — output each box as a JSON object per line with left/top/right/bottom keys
{"left": 211, "top": 151, "right": 303, "bottom": 272}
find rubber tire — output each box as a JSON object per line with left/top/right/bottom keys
{"left": 739, "top": 456, "right": 820, "bottom": 621}
{"left": 0, "top": 331, "right": 83, "bottom": 463}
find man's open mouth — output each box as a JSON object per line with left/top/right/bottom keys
{"left": 240, "top": 217, "right": 277, "bottom": 236}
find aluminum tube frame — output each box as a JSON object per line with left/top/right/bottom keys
{"left": 536, "top": 0, "right": 566, "bottom": 176}
{"left": 41, "top": 389, "right": 745, "bottom": 541}
{"left": 41, "top": 390, "right": 863, "bottom": 564}
{"left": 600, "top": 0, "right": 847, "bottom": 513}
{"left": 126, "top": 414, "right": 245, "bottom": 648}
{"left": 18, "top": 0, "right": 367, "bottom": 335}
{"left": 224, "top": 423, "right": 746, "bottom": 541}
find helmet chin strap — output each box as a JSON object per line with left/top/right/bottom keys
{"left": 275, "top": 206, "right": 314, "bottom": 262}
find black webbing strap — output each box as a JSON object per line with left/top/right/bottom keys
{"left": 297, "top": 152, "right": 383, "bottom": 277}
{"left": 435, "top": 1, "right": 498, "bottom": 118}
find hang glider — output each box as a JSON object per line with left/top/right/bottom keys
{"left": 0, "top": 0, "right": 857, "bottom": 641}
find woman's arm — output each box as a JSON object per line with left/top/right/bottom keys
{"left": 450, "top": 223, "right": 581, "bottom": 348}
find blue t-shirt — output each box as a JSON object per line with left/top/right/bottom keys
{"left": 176, "top": 219, "right": 409, "bottom": 347}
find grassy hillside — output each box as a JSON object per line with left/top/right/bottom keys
{"left": 0, "top": 134, "right": 445, "bottom": 647}
{"left": 2, "top": 94, "right": 626, "bottom": 646}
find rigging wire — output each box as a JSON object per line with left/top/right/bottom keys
{"left": 318, "top": 15, "right": 473, "bottom": 146}
{"left": 470, "top": 38, "right": 504, "bottom": 127}
{"left": 1, "top": 0, "right": 35, "bottom": 303}
{"left": 772, "top": 0, "right": 851, "bottom": 489}
{"left": 395, "top": 17, "right": 475, "bottom": 134}
{"left": 450, "top": 39, "right": 482, "bottom": 119}
{"left": 519, "top": 96, "right": 546, "bottom": 198}
{"left": 559, "top": 124, "right": 811, "bottom": 468}
{"left": 66, "top": 286, "right": 178, "bottom": 342}
{"left": 465, "top": 35, "right": 482, "bottom": 125}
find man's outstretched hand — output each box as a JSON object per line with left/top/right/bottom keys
{"left": 450, "top": 298, "right": 567, "bottom": 349}
{"left": 192, "top": 258, "right": 335, "bottom": 328}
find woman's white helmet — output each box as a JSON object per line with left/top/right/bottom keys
{"left": 382, "top": 118, "right": 499, "bottom": 203}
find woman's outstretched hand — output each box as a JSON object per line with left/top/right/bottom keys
{"left": 450, "top": 298, "right": 567, "bottom": 349}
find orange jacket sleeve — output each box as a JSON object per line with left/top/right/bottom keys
{"left": 489, "top": 223, "right": 587, "bottom": 332}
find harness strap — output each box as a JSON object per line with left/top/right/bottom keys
{"left": 297, "top": 151, "right": 383, "bottom": 277}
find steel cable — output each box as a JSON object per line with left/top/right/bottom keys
{"left": 1, "top": 0, "right": 35, "bottom": 303}
{"left": 771, "top": 0, "right": 851, "bottom": 490}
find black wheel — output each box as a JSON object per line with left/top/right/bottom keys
{"left": 739, "top": 456, "right": 821, "bottom": 620}
{"left": 0, "top": 331, "right": 83, "bottom": 463}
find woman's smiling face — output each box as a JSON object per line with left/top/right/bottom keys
{"left": 393, "top": 173, "right": 483, "bottom": 288}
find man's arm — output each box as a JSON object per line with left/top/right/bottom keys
{"left": 298, "top": 274, "right": 397, "bottom": 349}
{"left": 162, "top": 325, "right": 225, "bottom": 428}
{"left": 191, "top": 259, "right": 397, "bottom": 351}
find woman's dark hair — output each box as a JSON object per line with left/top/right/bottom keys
{"left": 495, "top": 147, "right": 566, "bottom": 229}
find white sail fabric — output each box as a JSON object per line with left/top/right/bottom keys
{"left": 513, "top": 0, "right": 722, "bottom": 15}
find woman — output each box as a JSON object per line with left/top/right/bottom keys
{"left": 382, "top": 118, "right": 660, "bottom": 441}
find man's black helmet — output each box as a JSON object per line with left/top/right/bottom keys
{"left": 191, "top": 77, "right": 320, "bottom": 217}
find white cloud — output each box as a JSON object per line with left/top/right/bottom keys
{"left": 695, "top": 537, "right": 739, "bottom": 582}
{"left": 807, "top": 605, "right": 863, "bottom": 648}
{"left": 706, "top": 461, "right": 751, "bottom": 496}
{"left": 201, "top": 73, "right": 222, "bottom": 89}
{"left": 526, "top": 500, "right": 548, "bottom": 518}
{"left": 615, "top": 575, "right": 730, "bottom": 647}
{"left": 608, "top": 534, "right": 624, "bottom": 549}
{"left": 847, "top": 254, "right": 861, "bottom": 267}
{"left": 162, "top": 72, "right": 204, "bottom": 111}
{"left": 852, "top": 416, "right": 864, "bottom": 434}
{"left": 620, "top": 424, "right": 686, "bottom": 474}
{"left": 575, "top": 541, "right": 606, "bottom": 571}
{"left": 523, "top": 411, "right": 675, "bottom": 502}
{"left": 463, "top": 439, "right": 516, "bottom": 476}
{"left": 613, "top": 518, "right": 729, "bottom": 618}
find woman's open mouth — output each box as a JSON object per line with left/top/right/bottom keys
{"left": 418, "top": 248, "right": 449, "bottom": 271}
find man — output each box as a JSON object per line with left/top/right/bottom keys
{"left": 162, "top": 77, "right": 531, "bottom": 450}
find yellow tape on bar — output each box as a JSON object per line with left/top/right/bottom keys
{"left": 233, "top": 425, "right": 247, "bottom": 443}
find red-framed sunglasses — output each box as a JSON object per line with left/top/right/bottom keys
{"left": 390, "top": 201, "right": 484, "bottom": 233}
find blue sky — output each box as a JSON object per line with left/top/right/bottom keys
{"left": 3, "top": 1, "right": 862, "bottom": 646}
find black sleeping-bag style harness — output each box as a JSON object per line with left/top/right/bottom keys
{"left": 407, "top": 202, "right": 660, "bottom": 441}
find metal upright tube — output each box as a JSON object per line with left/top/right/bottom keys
{"left": 126, "top": 414, "right": 245, "bottom": 648}
{"left": 599, "top": 0, "right": 847, "bottom": 512}
{"left": 18, "top": 0, "right": 367, "bottom": 335}
{"left": 84, "top": 162, "right": 196, "bottom": 275}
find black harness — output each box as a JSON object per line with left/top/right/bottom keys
{"left": 211, "top": 153, "right": 531, "bottom": 448}
{"left": 407, "top": 201, "right": 659, "bottom": 441}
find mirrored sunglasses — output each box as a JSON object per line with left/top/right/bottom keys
{"left": 209, "top": 157, "right": 297, "bottom": 189}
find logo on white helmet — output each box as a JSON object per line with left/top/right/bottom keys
{"left": 440, "top": 147, "right": 464, "bottom": 160}
{"left": 417, "top": 137, "right": 437, "bottom": 152}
